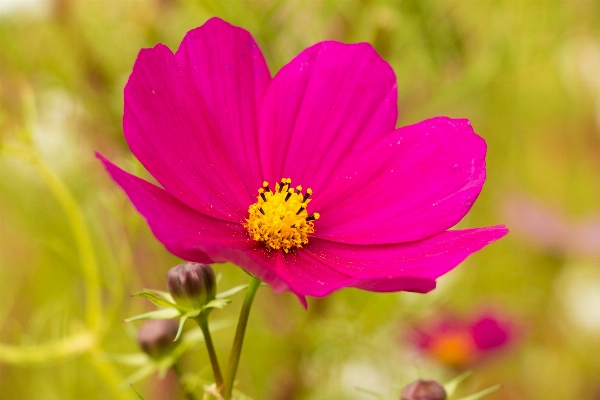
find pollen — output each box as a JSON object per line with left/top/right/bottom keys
{"left": 244, "top": 178, "right": 320, "bottom": 253}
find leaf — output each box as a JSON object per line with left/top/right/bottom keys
{"left": 216, "top": 284, "right": 249, "bottom": 299}
{"left": 445, "top": 371, "right": 472, "bottom": 397}
{"left": 124, "top": 308, "right": 180, "bottom": 323}
{"left": 133, "top": 291, "right": 178, "bottom": 309}
{"left": 455, "top": 384, "right": 501, "bottom": 400}
{"left": 131, "top": 384, "right": 147, "bottom": 400}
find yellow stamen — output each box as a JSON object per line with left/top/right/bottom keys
{"left": 244, "top": 178, "right": 320, "bottom": 253}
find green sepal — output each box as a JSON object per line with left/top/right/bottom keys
{"left": 202, "top": 298, "right": 231, "bottom": 310}
{"left": 455, "top": 384, "right": 501, "bottom": 400}
{"left": 124, "top": 308, "right": 180, "bottom": 322}
{"left": 133, "top": 291, "right": 178, "bottom": 309}
{"left": 216, "top": 284, "right": 249, "bottom": 299}
{"left": 131, "top": 384, "right": 147, "bottom": 400}
{"left": 173, "top": 314, "right": 191, "bottom": 342}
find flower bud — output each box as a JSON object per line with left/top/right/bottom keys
{"left": 167, "top": 262, "right": 216, "bottom": 309}
{"left": 137, "top": 319, "right": 179, "bottom": 358}
{"left": 401, "top": 380, "right": 447, "bottom": 400}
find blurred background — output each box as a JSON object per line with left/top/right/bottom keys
{"left": 1, "top": 0, "right": 600, "bottom": 399}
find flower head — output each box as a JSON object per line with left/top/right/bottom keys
{"left": 167, "top": 262, "right": 216, "bottom": 309}
{"left": 408, "top": 310, "right": 515, "bottom": 368}
{"left": 98, "top": 17, "right": 507, "bottom": 305}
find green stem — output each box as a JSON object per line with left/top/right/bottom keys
{"left": 195, "top": 314, "right": 224, "bottom": 390}
{"left": 222, "top": 276, "right": 261, "bottom": 399}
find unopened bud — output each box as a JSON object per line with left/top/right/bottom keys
{"left": 401, "top": 380, "right": 447, "bottom": 400}
{"left": 137, "top": 319, "right": 178, "bottom": 358}
{"left": 167, "top": 262, "right": 216, "bottom": 309}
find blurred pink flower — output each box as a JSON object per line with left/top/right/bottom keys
{"left": 502, "top": 193, "right": 600, "bottom": 257}
{"left": 97, "top": 17, "right": 507, "bottom": 304}
{"left": 408, "top": 310, "right": 515, "bottom": 368}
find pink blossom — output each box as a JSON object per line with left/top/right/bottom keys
{"left": 97, "top": 18, "right": 507, "bottom": 305}
{"left": 408, "top": 310, "right": 515, "bottom": 367}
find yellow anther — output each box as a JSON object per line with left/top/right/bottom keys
{"left": 244, "top": 178, "right": 319, "bottom": 253}
{"left": 313, "top": 213, "right": 320, "bottom": 220}
{"left": 307, "top": 188, "right": 313, "bottom": 195}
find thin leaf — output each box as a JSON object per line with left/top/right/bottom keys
{"left": 216, "top": 284, "right": 249, "bottom": 299}
{"left": 124, "top": 308, "right": 180, "bottom": 322}
{"left": 455, "top": 384, "right": 501, "bottom": 400}
{"left": 131, "top": 384, "right": 147, "bottom": 400}
{"left": 445, "top": 371, "right": 472, "bottom": 397}
{"left": 133, "top": 291, "right": 178, "bottom": 309}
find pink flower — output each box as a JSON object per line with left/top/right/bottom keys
{"left": 97, "top": 18, "right": 507, "bottom": 305}
{"left": 408, "top": 310, "right": 515, "bottom": 368}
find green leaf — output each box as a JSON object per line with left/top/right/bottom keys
{"left": 455, "top": 384, "right": 501, "bottom": 400}
{"left": 130, "top": 384, "right": 147, "bottom": 400}
{"left": 133, "top": 291, "right": 178, "bottom": 309}
{"left": 124, "top": 308, "right": 180, "bottom": 323}
{"left": 216, "top": 284, "right": 249, "bottom": 299}
{"left": 445, "top": 371, "right": 472, "bottom": 397}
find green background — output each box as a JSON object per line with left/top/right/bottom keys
{"left": 1, "top": 0, "right": 600, "bottom": 399}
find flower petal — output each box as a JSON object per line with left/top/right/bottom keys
{"left": 98, "top": 153, "right": 289, "bottom": 292}
{"left": 304, "top": 226, "right": 508, "bottom": 294}
{"left": 124, "top": 43, "right": 251, "bottom": 221}
{"left": 176, "top": 18, "right": 271, "bottom": 194}
{"left": 258, "top": 40, "right": 397, "bottom": 187}
{"left": 275, "top": 250, "right": 356, "bottom": 299}
{"left": 313, "top": 117, "right": 488, "bottom": 244}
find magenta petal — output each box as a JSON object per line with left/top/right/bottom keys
{"left": 470, "top": 315, "right": 512, "bottom": 351}
{"left": 275, "top": 250, "right": 356, "bottom": 298}
{"left": 99, "top": 153, "right": 290, "bottom": 293}
{"left": 258, "top": 40, "right": 397, "bottom": 187}
{"left": 99, "top": 153, "right": 243, "bottom": 262}
{"left": 176, "top": 18, "right": 271, "bottom": 194}
{"left": 124, "top": 43, "right": 252, "bottom": 222}
{"left": 314, "top": 117, "right": 488, "bottom": 244}
{"left": 304, "top": 226, "right": 508, "bottom": 293}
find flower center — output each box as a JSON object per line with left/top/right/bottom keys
{"left": 245, "top": 178, "right": 320, "bottom": 253}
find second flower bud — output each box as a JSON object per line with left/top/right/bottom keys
{"left": 167, "top": 262, "right": 216, "bottom": 310}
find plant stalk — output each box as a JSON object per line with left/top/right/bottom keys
{"left": 222, "top": 276, "right": 261, "bottom": 399}
{"left": 195, "top": 314, "right": 224, "bottom": 391}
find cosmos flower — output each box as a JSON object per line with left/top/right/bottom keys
{"left": 407, "top": 310, "right": 515, "bottom": 368}
{"left": 98, "top": 17, "right": 507, "bottom": 305}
